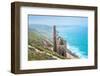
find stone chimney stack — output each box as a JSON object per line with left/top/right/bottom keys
{"left": 53, "top": 25, "right": 57, "bottom": 52}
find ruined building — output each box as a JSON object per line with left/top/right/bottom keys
{"left": 53, "top": 25, "right": 67, "bottom": 57}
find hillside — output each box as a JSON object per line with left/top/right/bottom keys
{"left": 28, "top": 30, "right": 66, "bottom": 60}
{"left": 28, "top": 24, "right": 79, "bottom": 60}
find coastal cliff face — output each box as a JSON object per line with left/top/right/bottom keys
{"left": 28, "top": 24, "right": 79, "bottom": 61}
{"left": 53, "top": 25, "right": 79, "bottom": 59}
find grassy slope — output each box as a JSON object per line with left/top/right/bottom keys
{"left": 28, "top": 47, "right": 55, "bottom": 60}
{"left": 28, "top": 31, "right": 66, "bottom": 61}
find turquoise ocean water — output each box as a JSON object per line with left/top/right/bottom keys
{"left": 56, "top": 25, "right": 88, "bottom": 58}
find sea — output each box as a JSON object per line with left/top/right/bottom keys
{"left": 56, "top": 25, "right": 88, "bottom": 59}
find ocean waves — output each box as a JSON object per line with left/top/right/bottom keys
{"left": 67, "top": 43, "right": 88, "bottom": 59}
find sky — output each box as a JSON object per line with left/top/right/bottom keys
{"left": 28, "top": 15, "right": 88, "bottom": 26}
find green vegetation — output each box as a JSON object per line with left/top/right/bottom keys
{"left": 33, "top": 45, "right": 66, "bottom": 59}
{"left": 28, "top": 31, "right": 66, "bottom": 60}
{"left": 28, "top": 48, "right": 55, "bottom": 60}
